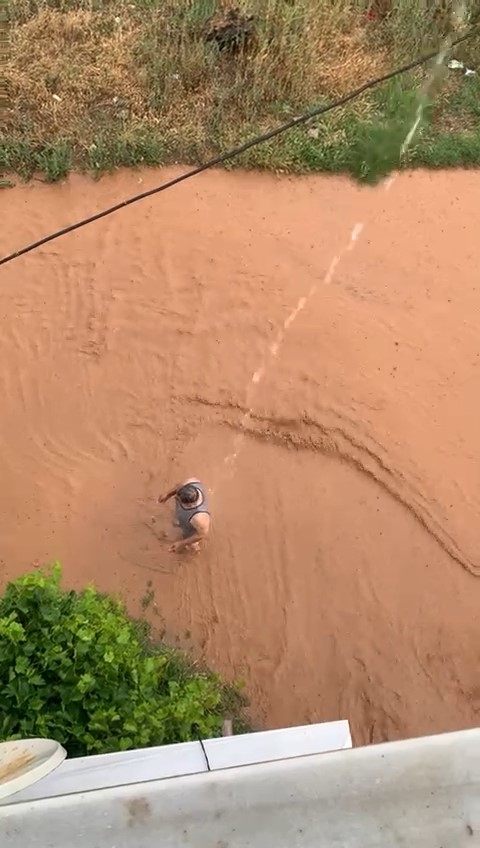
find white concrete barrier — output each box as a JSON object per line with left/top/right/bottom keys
{"left": 0, "top": 726, "right": 478, "bottom": 848}
{"left": 0, "top": 720, "right": 352, "bottom": 804}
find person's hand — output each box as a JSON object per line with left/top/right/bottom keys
{"left": 158, "top": 494, "right": 168, "bottom": 504}
{"left": 168, "top": 541, "right": 181, "bottom": 553}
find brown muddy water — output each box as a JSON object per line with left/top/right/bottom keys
{"left": 1, "top": 167, "right": 479, "bottom": 744}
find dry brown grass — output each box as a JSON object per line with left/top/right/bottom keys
{"left": 5, "top": 0, "right": 392, "bottom": 148}
{"left": 2, "top": 0, "right": 479, "bottom": 179}
{"left": 7, "top": 8, "right": 146, "bottom": 140}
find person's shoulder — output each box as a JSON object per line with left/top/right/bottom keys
{"left": 191, "top": 512, "right": 210, "bottom": 533}
{"left": 182, "top": 477, "right": 201, "bottom": 485}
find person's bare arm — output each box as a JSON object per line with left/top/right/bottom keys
{"left": 158, "top": 477, "right": 199, "bottom": 504}
{"left": 169, "top": 513, "right": 210, "bottom": 553}
{"left": 158, "top": 484, "right": 179, "bottom": 504}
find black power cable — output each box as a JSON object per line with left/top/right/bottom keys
{"left": 0, "top": 27, "right": 477, "bottom": 268}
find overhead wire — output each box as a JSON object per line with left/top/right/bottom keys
{"left": 0, "top": 26, "right": 477, "bottom": 268}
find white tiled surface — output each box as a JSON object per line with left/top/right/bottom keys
{"left": 203, "top": 721, "right": 352, "bottom": 770}
{"left": 4, "top": 720, "right": 351, "bottom": 805}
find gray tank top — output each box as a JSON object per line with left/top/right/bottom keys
{"left": 175, "top": 482, "right": 210, "bottom": 538}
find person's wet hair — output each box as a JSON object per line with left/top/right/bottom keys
{"left": 178, "top": 484, "right": 198, "bottom": 505}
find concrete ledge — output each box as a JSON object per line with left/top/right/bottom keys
{"left": 2, "top": 720, "right": 351, "bottom": 804}
{"left": 0, "top": 728, "right": 478, "bottom": 848}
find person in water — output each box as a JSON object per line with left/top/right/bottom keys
{"left": 158, "top": 478, "right": 210, "bottom": 553}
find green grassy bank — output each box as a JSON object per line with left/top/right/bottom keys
{"left": 1, "top": 0, "right": 480, "bottom": 182}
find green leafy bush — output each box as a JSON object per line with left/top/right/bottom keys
{"left": 0, "top": 564, "right": 242, "bottom": 756}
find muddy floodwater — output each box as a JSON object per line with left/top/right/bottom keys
{"left": 1, "top": 168, "right": 479, "bottom": 744}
